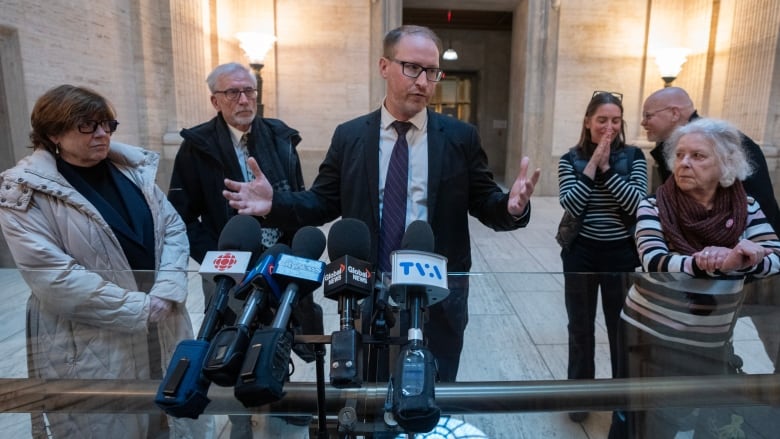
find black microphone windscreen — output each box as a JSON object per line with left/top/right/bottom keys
{"left": 218, "top": 215, "right": 264, "bottom": 253}
{"left": 401, "top": 220, "right": 434, "bottom": 252}
{"left": 262, "top": 243, "right": 291, "bottom": 259}
{"left": 327, "top": 218, "right": 371, "bottom": 260}
{"left": 291, "top": 226, "right": 326, "bottom": 260}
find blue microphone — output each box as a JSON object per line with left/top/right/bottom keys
{"left": 155, "top": 215, "right": 263, "bottom": 418}
{"left": 234, "top": 226, "right": 326, "bottom": 407}
{"left": 201, "top": 244, "right": 287, "bottom": 387}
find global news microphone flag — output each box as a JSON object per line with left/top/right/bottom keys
{"left": 324, "top": 218, "right": 373, "bottom": 388}
{"left": 155, "top": 215, "right": 263, "bottom": 419}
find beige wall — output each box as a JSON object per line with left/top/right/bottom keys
{"left": 0, "top": 0, "right": 779, "bottom": 197}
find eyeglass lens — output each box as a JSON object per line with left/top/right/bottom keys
{"left": 78, "top": 120, "right": 119, "bottom": 134}
{"left": 400, "top": 61, "right": 443, "bottom": 81}
{"left": 219, "top": 88, "right": 258, "bottom": 100}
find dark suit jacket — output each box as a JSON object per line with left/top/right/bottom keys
{"left": 267, "top": 108, "right": 530, "bottom": 273}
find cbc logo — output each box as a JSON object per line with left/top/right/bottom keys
{"left": 213, "top": 253, "right": 238, "bottom": 271}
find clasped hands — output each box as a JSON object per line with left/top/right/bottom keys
{"left": 693, "top": 239, "right": 772, "bottom": 272}
{"left": 223, "top": 156, "right": 542, "bottom": 218}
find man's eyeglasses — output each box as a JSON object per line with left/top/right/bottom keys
{"left": 388, "top": 58, "right": 444, "bottom": 82}
{"left": 592, "top": 90, "right": 623, "bottom": 101}
{"left": 642, "top": 106, "right": 673, "bottom": 121}
{"left": 77, "top": 119, "right": 119, "bottom": 134}
{"left": 213, "top": 87, "right": 258, "bottom": 101}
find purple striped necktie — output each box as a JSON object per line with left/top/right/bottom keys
{"left": 378, "top": 121, "right": 412, "bottom": 274}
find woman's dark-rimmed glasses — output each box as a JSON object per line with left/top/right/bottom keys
{"left": 592, "top": 90, "right": 623, "bottom": 101}
{"left": 77, "top": 119, "right": 119, "bottom": 134}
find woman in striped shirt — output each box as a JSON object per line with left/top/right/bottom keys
{"left": 608, "top": 118, "right": 780, "bottom": 438}
{"left": 558, "top": 91, "right": 648, "bottom": 423}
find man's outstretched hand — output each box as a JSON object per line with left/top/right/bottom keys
{"left": 222, "top": 157, "right": 274, "bottom": 216}
{"left": 508, "top": 156, "right": 541, "bottom": 217}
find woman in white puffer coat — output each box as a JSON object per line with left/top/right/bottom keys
{"left": 0, "top": 85, "right": 212, "bottom": 438}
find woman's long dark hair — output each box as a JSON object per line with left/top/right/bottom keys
{"left": 575, "top": 92, "right": 626, "bottom": 158}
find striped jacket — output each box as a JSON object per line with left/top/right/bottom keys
{"left": 621, "top": 196, "right": 780, "bottom": 347}
{"left": 558, "top": 146, "right": 648, "bottom": 241}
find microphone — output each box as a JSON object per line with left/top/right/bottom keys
{"left": 323, "top": 218, "right": 372, "bottom": 388}
{"left": 198, "top": 215, "right": 263, "bottom": 340}
{"left": 234, "top": 226, "right": 326, "bottom": 407}
{"left": 388, "top": 220, "right": 449, "bottom": 310}
{"left": 155, "top": 214, "right": 263, "bottom": 418}
{"left": 201, "top": 244, "right": 288, "bottom": 387}
{"left": 388, "top": 220, "right": 445, "bottom": 433}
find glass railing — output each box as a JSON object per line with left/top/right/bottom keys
{"left": 0, "top": 269, "right": 778, "bottom": 438}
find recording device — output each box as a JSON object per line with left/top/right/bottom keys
{"left": 201, "top": 244, "right": 287, "bottom": 387}
{"left": 234, "top": 226, "right": 326, "bottom": 407}
{"left": 154, "top": 215, "right": 263, "bottom": 418}
{"left": 323, "top": 218, "right": 373, "bottom": 388}
{"left": 388, "top": 220, "right": 445, "bottom": 433}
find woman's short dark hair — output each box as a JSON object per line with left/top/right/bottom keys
{"left": 29, "top": 84, "right": 116, "bottom": 154}
{"left": 576, "top": 92, "right": 627, "bottom": 156}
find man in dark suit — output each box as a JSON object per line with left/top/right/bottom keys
{"left": 223, "top": 25, "right": 540, "bottom": 382}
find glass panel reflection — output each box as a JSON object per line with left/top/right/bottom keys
{"left": 0, "top": 268, "right": 778, "bottom": 438}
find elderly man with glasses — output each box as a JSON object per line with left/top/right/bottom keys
{"left": 641, "top": 87, "right": 780, "bottom": 233}
{"left": 168, "top": 62, "right": 321, "bottom": 438}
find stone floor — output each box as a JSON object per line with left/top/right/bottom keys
{"left": 0, "top": 196, "right": 777, "bottom": 438}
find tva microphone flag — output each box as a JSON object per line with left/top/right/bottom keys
{"left": 388, "top": 220, "right": 449, "bottom": 307}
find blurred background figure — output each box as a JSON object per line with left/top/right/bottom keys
{"left": 557, "top": 90, "right": 648, "bottom": 423}
{"left": 0, "top": 85, "right": 211, "bottom": 439}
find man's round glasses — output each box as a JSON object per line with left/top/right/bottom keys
{"left": 642, "top": 106, "right": 673, "bottom": 121}
{"left": 77, "top": 119, "right": 119, "bottom": 134}
{"left": 388, "top": 58, "right": 444, "bottom": 82}
{"left": 592, "top": 90, "right": 623, "bottom": 101}
{"left": 213, "top": 87, "right": 258, "bottom": 101}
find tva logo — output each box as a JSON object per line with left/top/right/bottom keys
{"left": 398, "top": 261, "right": 443, "bottom": 279}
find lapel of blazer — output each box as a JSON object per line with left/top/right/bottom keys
{"left": 426, "top": 109, "right": 444, "bottom": 223}
{"left": 364, "top": 110, "right": 382, "bottom": 230}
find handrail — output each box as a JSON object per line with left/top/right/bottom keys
{"left": 2, "top": 374, "right": 779, "bottom": 415}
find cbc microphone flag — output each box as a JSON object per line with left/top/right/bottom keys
{"left": 198, "top": 250, "right": 253, "bottom": 283}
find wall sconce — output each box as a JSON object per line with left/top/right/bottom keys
{"left": 235, "top": 31, "right": 276, "bottom": 117}
{"left": 654, "top": 47, "right": 690, "bottom": 87}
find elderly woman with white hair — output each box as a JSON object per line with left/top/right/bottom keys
{"left": 608, "top": 118, "right": 780, "bottom": 439}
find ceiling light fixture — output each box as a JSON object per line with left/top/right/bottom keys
{"left": 442, "top": 10, "right": 458, "bottom": 61}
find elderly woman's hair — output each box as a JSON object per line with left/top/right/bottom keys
{"left": 206, "top": 62, "right": 257, "bottom": 93}
{"left": 664, "top": 118, "right": 753, "bottom": 187}
{"left": 383, "top": 25, "right": 442, "bottom": 58}
{"left": 29, "top": 85, "right": 116, "bottom": 154}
